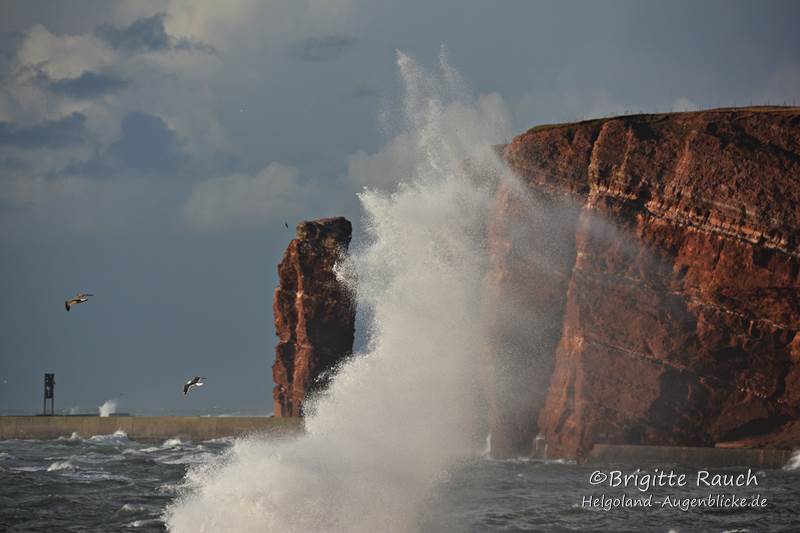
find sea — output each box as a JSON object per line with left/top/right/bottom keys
{"left": 1, "top": 431, "right": 799, "bottom": 532}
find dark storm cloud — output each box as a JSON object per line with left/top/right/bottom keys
{"left": 96, "top": 13, "right": 214, "bottom": 54}
{"left": 96, "top": 13, "right": 170, "bottom": 52}
{"left": 0, "top": 113, "right": 86, "bottom": 148}
{"left": 0, "top": 30, "right": 24, "bottom": 74}
{"left": 289, "top": 35, "right": 357, "bottom": 62}
{"left": 67, "top": 111, "right": 186, "bottom": 178}
{"left": 46, "top": 71, "right": 129, "bottom": 99}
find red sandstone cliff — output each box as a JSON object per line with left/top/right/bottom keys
{"left": 272, "top": 217, "right": 355, "bottom": 417}
{"left": 488, "top": 107, "right": 800, "bottom": 459}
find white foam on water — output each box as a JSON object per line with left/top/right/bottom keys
{"left": 119, "top": 503, "right": 148, "bottom": 514}
{"left": 162, "top": 438, "right": 185, "bottom": 448}
{"left": 131, "top": 447, "right": 157, "bottom": 454}
{"left": 47, "top": 460, "right": 78, "bottom": 472}
{"left": 129, "top": 519, "right": 163, "bottom": 528}
{"left": 166, "top": 49, "right": 514, "bottom": 533}
{"left": 12, "top": 466, "right": 44, "bottom": 472}
{"left": 202, "top": 436, "right": 235, "bottom": 445}
{"left": 88, "top": 429, "right": 128, "bottom": 444}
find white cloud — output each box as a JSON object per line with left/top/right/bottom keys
{"left": 180, "top": 162, "right": 312, "bottom": 232}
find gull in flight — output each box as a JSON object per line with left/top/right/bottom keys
{"left": 65, "top": 292, "right": 93, "bottom": 312}
{"left": 183, "top": 376, "right": 206, "bottom": 395}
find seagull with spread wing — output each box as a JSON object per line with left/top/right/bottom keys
{"left": 183, "top": 376, "right": 206, "bottom": 395}
{"left": 65, "top": 292, "right": 93, "bottom": 312}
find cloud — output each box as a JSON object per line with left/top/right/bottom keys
{"left": 16, "top": 24, "right": 115, "bottom": 80}
{"left": 44, "top": 70, "right": 129, "bottom": 99}
{"left": 181, "top": 163, "right": 313, "bottom": 232}
{"left": 96, "top": 13, "right": 213, "bottom": 54}
{"left": 0, "top": 113, "right": 86, "bottom": 148}
{"left": 67, "top": 111, "right": 186, "bottom": 178}
{"left": 289, "top": 35, "right": 356, "bottom": 62}
{"left": 0, "top": 172, "right": 173, "bottom": 239}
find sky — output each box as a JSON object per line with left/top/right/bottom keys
{"left": 0, "top": 0, "right": 798, "bottom": 414}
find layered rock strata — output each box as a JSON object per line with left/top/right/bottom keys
{"left": 272, "top": 217, "right": 355, "bottom": 417}
{"left": 489, "top": 107, "right": 800, "bottom": 458}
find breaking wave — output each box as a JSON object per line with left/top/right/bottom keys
{"left": 166, "top": 49, "right": 514, "bottom": 533}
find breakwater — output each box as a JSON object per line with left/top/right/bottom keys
{"left": 0, "top": 416, "right": 303, "bottom": 441}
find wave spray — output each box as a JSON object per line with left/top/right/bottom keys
{"left": 98, "top": 399, "right": 118, "bottom": 417}
{"left": 167, "top": 49, "right": 514, "bottom": 533}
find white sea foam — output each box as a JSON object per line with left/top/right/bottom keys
{"left": 166, "top": 50, "right": 515, "bottom": 533}
{"left": 201, "top": 436, "right": 235, "bottom": 445}
{"left": 88, "top": 429, "right": 128, "bottom": 444}
{"left": 57, "top": 431, "right": 81, "bottom": 442}
{"left": 47, "top": 460, "right": 77, "bottom": 472}
{"left": 129, "top": 519, "right": 163, "bottom": 528}
{"left": 13, "top": 466, "right": 44, "bottom": 472}
{"left": 119, "top": 503, "right": 147, "bottom": 513}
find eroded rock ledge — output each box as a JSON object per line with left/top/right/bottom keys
{"left": 488, "top": 107, "right": 800, "bottom": 459}
{"left": 272, "top": 217, "right": 355, "bottom": 417}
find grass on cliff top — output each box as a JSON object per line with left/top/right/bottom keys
{"left": 520, "top": 105, "right": 800, "bottom": 137}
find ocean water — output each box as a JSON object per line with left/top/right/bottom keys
{"left": 2, "top": 433, "right": 799, "bottom": 532}
{"left": 0, "top": 432, "right": 230, "bottom": 532}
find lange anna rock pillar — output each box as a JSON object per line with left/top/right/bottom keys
{"left": 272, "top": 217, "right": 356, "bottom": 417}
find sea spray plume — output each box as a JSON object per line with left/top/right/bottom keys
{"left": 99, "top": 399, "right": 117, "bottom": 417}
{"left": 167, "top": 50, "right": 514, "bottom": 533}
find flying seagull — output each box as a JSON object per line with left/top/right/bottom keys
{"left": 65, "top": 292, "right": 93, "bottom": 312}
{"left": 183, "top": 376, "right": 206, "bottom": 395}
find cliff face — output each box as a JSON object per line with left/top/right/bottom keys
{"left": 489, "top": 107, "right": 800, "bottom": 458}
{"left": 272, "top": 217, "right": 355, "bottom": 417}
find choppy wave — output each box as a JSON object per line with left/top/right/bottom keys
{"left": 128, "top": 518, "right": 163, "bottom": 528}
{"left": 88, "top": 430, "right": 129, "bottom": 444}
{"left": 118, "top": 503, "right": 147, "bottom": 514}
{"left": 47, "top": 460, "right": 78, "bottom": 472}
